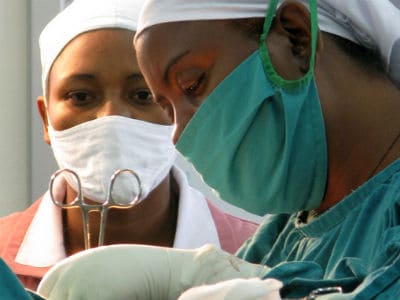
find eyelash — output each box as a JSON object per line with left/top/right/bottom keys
{"left": 64, "top": 89, "right": 154, "bottom": 105}
{"left": 65, "top": 91, "right": 94, "bottom": 106}
{"left": 185, "top": 73, "right": 205, "bottom": 95}
{"left": 129, "top": 89, "right": 154, "bottom": 105}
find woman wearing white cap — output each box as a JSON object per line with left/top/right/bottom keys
{"left": 37, "top": 0, "right": 400, "bottom": 299}
{"left": 0, "top": 0, "right": 258, "bottom": 292}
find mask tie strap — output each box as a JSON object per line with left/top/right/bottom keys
{"left": 259, "top": 0, "right": 318, "bottom": 90}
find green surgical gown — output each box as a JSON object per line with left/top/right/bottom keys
{"left": 237, "top": 159, "right": 400, "bottom": 299}
{"left": 0, "top": 258, "right": 44, "bottom": 299}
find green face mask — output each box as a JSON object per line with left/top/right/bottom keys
{"left": 176, "top": 0, "right": 327, "bottom": 215}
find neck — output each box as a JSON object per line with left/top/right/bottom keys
{"left": 62, "top": 173, "right": 178, "bottom": 256}
{"left": 315, "top": 41, "right": 400, "bottom": 213}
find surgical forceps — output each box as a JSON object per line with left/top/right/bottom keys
{"left": 49, "top": 168, "right": 142, "bottom": 250}
{"left": 283, "top": 286, "right": 343, "bottom": 300}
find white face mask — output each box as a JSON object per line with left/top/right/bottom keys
{"left": 48, "top": 116, "right": 176, "bottom": 204}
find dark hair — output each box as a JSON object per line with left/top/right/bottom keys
{"left": 230, "top": 18, "right": 385, "bottom": 74}
{"left": 326, "top": 33, "right": 384, "bottom": 74}
{"left": 229, "top": 18, "right": 264, "bottom": 42}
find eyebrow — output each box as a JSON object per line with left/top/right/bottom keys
{"left": 64, "top": 73, "right": 144, "bottom": 82}
{"left": 126, "top": 73, "right": 145, "bottom": 81}
{"left": 163, "top": 50, "right": 190, "bottom": 83}
{"left": 64, "top": 73, "right": 95, "bottom": 81}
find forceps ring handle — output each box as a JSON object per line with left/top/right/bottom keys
{"left": 98, "top": 168, "right": 142, "bottom": 247}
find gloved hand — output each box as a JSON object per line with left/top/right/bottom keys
{"left": 177, "top": 277, "right": 283, "bottom": 300}
{"left": 37, "top": 244, "right": 271, "bottom": 300}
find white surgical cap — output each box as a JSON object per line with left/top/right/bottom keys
{"left": 136, "top": 0, "right": 400, "bottom": 85}
{"left": 39, "top": 0, "right": 145, "bottom": 99}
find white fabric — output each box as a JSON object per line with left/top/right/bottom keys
{"left": 39, "top": 0, "right": 145, "bottom": 98}
{"left": 136, "top": 0, "right": 400, "bottom": 84}
{"left": 15, "top": 166, "right": 220, "bottom": 267}
{"left": 178, "top": 278, "right": 282, "bottom": 300}
{"left": 172, "top": 167, "right": 220, "bottom": 249}
{"left": 48, "top": 116, "right": 176, "bottom": 203}
{"left": 15, "top": 192, "right": 66, "bottom": 267}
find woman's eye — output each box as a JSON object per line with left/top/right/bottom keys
{"left": 184, "top": 73, "right": 205, "bottom": 95}
{"left": 65, "top": 91, "right": 93, "bottom": 105}
{"left": 130, "top": 89, "right": 154, "bottom": 105}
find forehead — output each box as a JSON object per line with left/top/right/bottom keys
{"left": 53, "top": 28, "right": 136, "bottom": 69}
{"left": 50, "top": 29, "right": 138, "bottom": 77}
{"left": 135, "top": 20, "right": 247, "bottom": 76}
{"left": 137, "top": 20, "right": 219, "bottom": 50}
{"left": 136, "top": 20, "right": 238, "bottom": 69}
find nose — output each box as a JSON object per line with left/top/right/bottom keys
{"left": 172, "top": 124, "right": 184, "bottom": 145}
{"left": 96, "top": 98, "right": 132, "bottom": 119}
{"left": 171, "top": 98, "right": 197, "bottom": 144}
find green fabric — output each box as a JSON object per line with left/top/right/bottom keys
{"left": 0, "top": 258, "right": 44, "bottom": 300}
{"left": 237, "top": 159, "right": 400, "bottom": 299}
{"left": 27, "top": 290, "right": 46, "bottom": 300}
{"left": 176, "top": 49, "right": 327, "bottom": 215}
{"left": 176, "top": 0, "right": 327, "bottom": 215}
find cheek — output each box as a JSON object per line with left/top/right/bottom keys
{"left": 46, "top": 102, "right": 63, "bottom": 130}
{"left": 46, "top": 102, "right": 89, "bottom": 131}
{"left": 46, "top": 82, "right": 81, "bottom": 130}
{"left": 140, "top": 106, "right": 173, "bottom": 126}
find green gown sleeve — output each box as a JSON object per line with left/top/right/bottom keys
{"left": 0, "top": 258, "right": 44, "bottom": 300}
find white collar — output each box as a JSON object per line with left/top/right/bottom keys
{"left": 15, "top": 166, "right": 220, "bottom": 267}
{"left": 172, "top": 166, "right": 220, "bottom": 249}
{"left": 15, "top": 191, "right": 66, "bottom": 267}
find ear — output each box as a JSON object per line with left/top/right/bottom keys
{"left": 37, "top": 96, "right": 51, "bottom": 145}
{"left": 269, "top": 1, "right": 323, "bottom": 74}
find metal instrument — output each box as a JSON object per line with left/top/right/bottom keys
{"left": 49, "top": 168, "right": 142, "bottom": 249}
{"left": 284, "top": 286, "right": 343, "bottom": 300}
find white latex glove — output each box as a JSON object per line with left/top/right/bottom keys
{"left": 37, "top": 244, "right": 270, "bottom": 300}
{"left": 178, "top": 277, "right": 283, "bottom": 300}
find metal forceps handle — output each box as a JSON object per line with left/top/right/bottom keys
{"left": 98, "top": 168, "right": 142, "bottom": 247}
{"left": 283, "top": 286, "right": 343, "bottom": 300}
{"left": 49, "top": 168, "right": 142, "bottom": 250}
{"left": 306, "top": 286, "right": 343, "bottom": 299}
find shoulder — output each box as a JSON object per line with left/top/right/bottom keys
{"left": 0, "top": 197, "right": 46, "bottom": 291}
{"left": 0, "top": 198, "right": 42, "bottom": 254}
{"left": 207, "top": 200, "right": 259, "bottom": 232}
{"left": 206, "top": 199, "right": 259, "bottom": 253}
{"left": 356, "top": 160, "right": 400, "bottom": 227}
